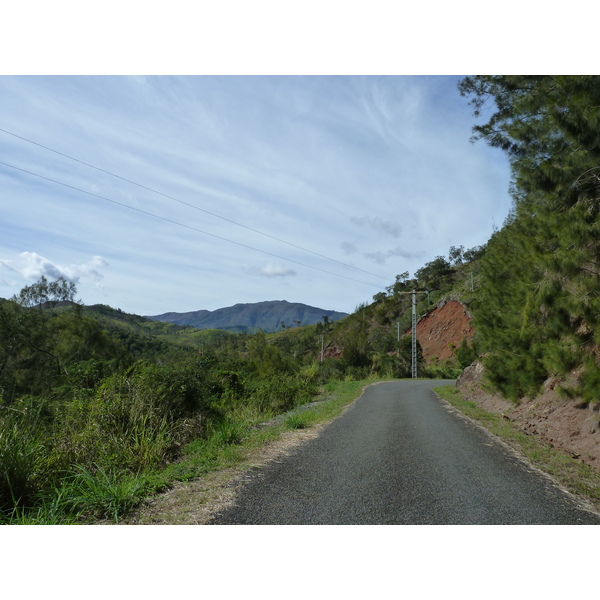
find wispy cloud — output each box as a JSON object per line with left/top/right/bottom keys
{"left": 351, "top": 216, "right": 402, "bottom": 238}
{"left": 364, "top": 247, "right": 423, "bottom": 265}
{"left": 341, "top": 242, "right": 357, "bottom": 255}
{"left": 0, "top": 75, "right": 513, "bottom": 314}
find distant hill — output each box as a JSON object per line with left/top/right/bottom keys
{"left": 147, "top": 300, "right": 349, "bottom": 333}
{"left": 79, "top": 304, "right": 233, "bottom": 354}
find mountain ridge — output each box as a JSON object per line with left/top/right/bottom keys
{"left": 147, "top": 300, "right": 349, "bottom": 333}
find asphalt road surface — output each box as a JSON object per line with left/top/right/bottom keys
{"left": 209, "top": 380, "right": 600, "bottom": 525}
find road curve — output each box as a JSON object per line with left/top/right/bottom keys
{"left": 209, "top": 380, "right": 600, "bottom": 525}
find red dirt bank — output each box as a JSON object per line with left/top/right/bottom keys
{"left": 415, "top": 300, "right": 475, "bottom": 362}
{"left": 457, "top": 361, "right": 600, "bottom": 471}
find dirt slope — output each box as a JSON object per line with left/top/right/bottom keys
{"left": 457, "top": 361, "right": 600, "bottom": 471}
{"left": 415, "top": 300, "right": 475, "bottom": 362}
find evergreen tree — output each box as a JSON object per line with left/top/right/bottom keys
{"left": 460, "top": 76, "right": 600, "bottom": 401}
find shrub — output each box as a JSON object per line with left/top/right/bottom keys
{"left": 453, "top": 338, "right": 479, "bottom": 370}
{"left": 247, "top": 374, "right": 318, "bottom": 416}
{"left": 207, "top": 418, "right": 247, "bottom": 446}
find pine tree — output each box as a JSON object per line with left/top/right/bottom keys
{"left": 460, "top": 76, "right": 600, "bottom": 401}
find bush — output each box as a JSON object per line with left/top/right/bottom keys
{"left": 55, "top": 365, "right": 210, "bottom": 473}
{"left": 247, "top": 374, "right": 318, "bottom": 416}
{"left": 453, "top": 338, "right": 479, "bottom": 370}
{"left": 424, "top": 363, "right": 462, "bottom": 379}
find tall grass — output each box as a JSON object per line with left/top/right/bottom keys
{"left": 0, "top": 421, "right": 47, "bottom": 511}
{"left": 62, "top": 465, "right": 151, "bottom": 523}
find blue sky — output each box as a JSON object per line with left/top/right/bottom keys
{"left": 0, "top": 75, "right": 513, "bottom": 315}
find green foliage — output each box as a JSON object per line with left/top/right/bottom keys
{"left": 415, "top": 256, "right": 453, "bottom": 290}
{"left": 0, "top": 278, "right": 335, "bottom": 522}
{"left": 0, "top": 254, "right": 482, "bottom": 524}
{"left": 0, "top": 300, "right": 128, "bottom": 403}
{"left": 12, "top": 275, "right": 77, "bottom": 309}
{"left": 246, "top": 373, "right": 318, "bottom": 416}
{"left": 0, "top": 419, "right": 47, "bottom": 511}
{"left": 62, "top": 465, "right": 151, "bottom": 522}
{"left": 460, "top": 75, "right": 600, "bottom": 401}
{"left": 424, "top": 363, "right": 463, "bottom": 379}
{"left": 207, "top": 418, "right": 247, "bottom": 446}
{"left": 246, "top": 330, "right": 293, "bottom": 377}
{"left": 452, "top": 338, "right": 479, "bottom": 370}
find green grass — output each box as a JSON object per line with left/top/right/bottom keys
{"left": 284, "top": 413, "right": 310, "bottom": 430}
{"left": 433, "top": 385, "right": 600, "bottom": 512}
{"left": 61, "top": 465, "right": 156, "bottom": 523}
{"left": 2, "top": 465, "right": 167, "bottom": 525}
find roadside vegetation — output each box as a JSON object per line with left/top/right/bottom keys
{"left": 2, "top": 269, "right": 465, "bottom": 524}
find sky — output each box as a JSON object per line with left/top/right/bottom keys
{"left": 0, "top": 75, "right": 513, "bottom": 316}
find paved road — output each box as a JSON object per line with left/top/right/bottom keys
{"left": 209, "top": 380, "right": 600, "bottom": 524}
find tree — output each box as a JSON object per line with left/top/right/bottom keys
{"left": 459, "top": 76, "right": 600, "bottom": 400}
{"left": 414, "top": 256, "right": 453, "bottom": 290}
{"left": 448, "top": 245, "right": 464, "bottom": 266}
{"left": 459, "top": 76, "right": 600, "bottom": 212}
{"left": 12, "top": 276, "right": 77, "bottom": 309}
{"left": 0, "top": 278, "right": 123, "bottom": 403}
{"left": 386, "top": 271, "right": 412, "bottom": 296}
{"left": 315, "top": 315, "right": 331, "bottom": 336}
{"left": 462, "top": 244, "right": 486, "bottom": 263}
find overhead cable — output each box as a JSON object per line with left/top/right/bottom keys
{"left": 0, "top": 160, "right": 385, "bottom": 290}
{"left": 0, "top": 127, "right": 389, "bottom": 281}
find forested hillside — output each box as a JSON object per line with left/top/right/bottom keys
{"left": 459, "top": 76, "right": 600, "bottom": 403}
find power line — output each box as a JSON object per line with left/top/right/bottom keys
{"left": 0, "top": 160, "right": 386, "bottom": 290}
{"left": 0, "top": 127, "right": 389, "bottom": 282}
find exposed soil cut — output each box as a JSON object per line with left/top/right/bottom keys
{"left": 414, "top": 300, "right": 475, "bottom": 362}
{"left": 457, "top": 361, "right": 600, "bottom": 471}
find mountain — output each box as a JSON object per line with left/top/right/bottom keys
{"left": 147, "top": 300, "right": 349, "bottom": 333}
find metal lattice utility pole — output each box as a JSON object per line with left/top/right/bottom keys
{"left": 398, "top": 289, "right": 429, "bottom": 379}
{"left": 411, "top": 289, "right": 417, "bottom": 379}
